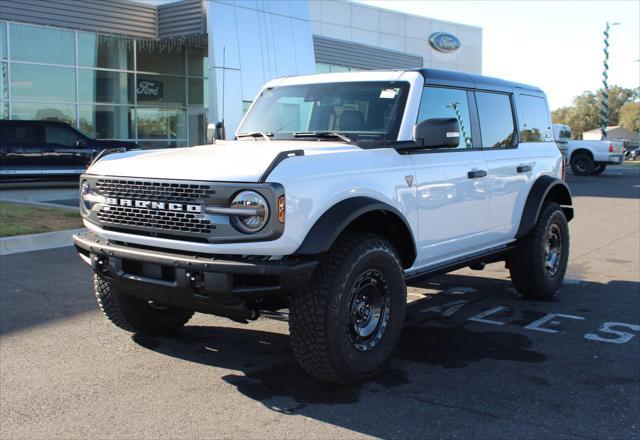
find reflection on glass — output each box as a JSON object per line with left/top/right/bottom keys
{"left": 0, "top": 22, "right": 6, "bottom": 60}
{"left": 188, "top": 78, "right": 207, "bottom": 107}
{"left": 138, "top": 140, "right": 187, "bottom": 149}
{"left": 0, "top": 100, "right": 7, "bottom": 120}
{"left": 78, "top": 105, "right": 134, "bottom": 139}
{"left": 137, "top": 41, "right": 185, "bottom": 75}
{"left": 0, "top": 62, "right": 7, "bottom": 100}
{"left": 137, "top": 107, "right": 186, "bottom": 140}
{"left": 136, "top": 74, "right": 185, "bottom": 106}
{"left": 187, "top": 47, "right": 207, "bottom": 77}
{"left": 78, "top": 69, "right": 134, "bottom": 104}
{"left": 77, "top": 33, "right": 134, "bottom": 70}
{"left": 11, "top": 64, "right": 75, "bottom": 101}
{"left": 9, "top": 23, "right": 75, "bottom": 65}
{"left": 519, "top": 95, "right": 553, "bottom": 142}
{"left": 417, "top": 87, "right": 473, "bottom": 149}
{"left": 475, "top": 92, "right": 515, "bottom": 148}
{"left": 11, "top": 101, "right": 76, "bottom": 125}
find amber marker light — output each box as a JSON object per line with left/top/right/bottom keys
{"left": 277, "top": 195, "right": 285, "bottom": 223}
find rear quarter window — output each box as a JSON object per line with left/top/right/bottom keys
{"left": 518, "top": 94, "right": 553, "bottom": 142}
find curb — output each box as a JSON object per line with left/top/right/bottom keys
{"left": 0, "top": 228, "right": 85, "bottom": 256}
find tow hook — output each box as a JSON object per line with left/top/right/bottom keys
{"left": 93, "top": 255, "right": 111, "bottom": 277}
{"left": 186, "top": 271, "right": 205, "bottom": 295}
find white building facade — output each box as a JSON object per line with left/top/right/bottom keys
{"left": 0, "top": 0, "right": 482, "bottom": 145}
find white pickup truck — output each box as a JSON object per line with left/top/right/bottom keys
{"left": 553, "top": 124, "right": 625, "bottom": 176}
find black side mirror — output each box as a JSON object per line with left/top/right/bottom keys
{"left": 413, "top": 118, "right": 460, "bottom": 148}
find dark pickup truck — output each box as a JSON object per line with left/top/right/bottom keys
{"left": 0, "top": 120, "right": 138, "bottom": 181}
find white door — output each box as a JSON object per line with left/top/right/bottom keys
{"left": 410, "top": 86, "right": 491, "bottom": 268}
{"left": 474, "top": 91, "right": 532, "bottom": 244}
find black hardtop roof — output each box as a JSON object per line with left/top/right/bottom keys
{"left": 413, "top": 68, "right": 543, "bottom": 94}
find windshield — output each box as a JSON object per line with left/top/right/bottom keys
{"left": 237, "top": 81, "right": 410, "bottom": 142}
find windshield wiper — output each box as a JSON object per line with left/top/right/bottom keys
{"left": 292, "top": 131, "right": 353, "bottom": 143}
{"left": 237, "top": 131, "right": 273, "bottom": 141}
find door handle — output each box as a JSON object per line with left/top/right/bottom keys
{"left": 467, "top": 170, "right": 487, "bottom": 179}
{"left": 517, "top": 165, "right": 532, "bottom": 173}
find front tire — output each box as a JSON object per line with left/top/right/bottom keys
{"left": 94, "top": 275, "right": 194, "bottom": 335}
{"left": 289, "top": 233, "right": 407, "bottom": 384}
{"left": 508, "top": 202, "right": 569, "bottom": 299}
{"left": 591, "top": 164, "right": 607, "bottom": 175}
{"left": 571, "top": 153, "right": 594, "bottom": 176}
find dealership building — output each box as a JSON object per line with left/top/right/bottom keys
{"left": 0, "top": 0, "right": 482, "bottom": 147}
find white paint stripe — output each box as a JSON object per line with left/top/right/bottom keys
{"left": 524, "top": 313, "right": 585, "bottom": 334}
{"left": 468, "top": 306, "right": 509, "bottom": 325}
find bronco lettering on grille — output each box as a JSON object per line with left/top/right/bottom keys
{"left": 105, "top": 198, "right": 202, "bottom": 213}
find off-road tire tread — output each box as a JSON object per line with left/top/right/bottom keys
{"left": 289, "top": 232, "right": 405, "bottom": 384}
{"left": 94, "top": 274, "right": 193, "bottom": 335}
{"left": 509, "top": 202, "right": 569, "bottom": 299}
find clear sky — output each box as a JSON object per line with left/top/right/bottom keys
{"left": 357, "top": 0, "right": 640, "bottom": 110}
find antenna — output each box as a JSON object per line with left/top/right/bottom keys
{"left": 221, "top": 46, "right": 226, "bottom": 133}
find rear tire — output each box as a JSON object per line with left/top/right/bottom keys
{"left": 570, "top": 153, "right": 594, "bottom": 176}
{"left": 289, "top": 233, "right": 406, "bottom": 384}
{"left": 94, "top": 275, "right": 194, "bottom": 335}
{"left": 508, "top": 202, "right": 569, "bottom": 299}
{"left": 591, "top": 164, "right": 607, "bottom": 175}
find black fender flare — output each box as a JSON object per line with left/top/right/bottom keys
{"left": 295, "top": 197, "right": 416, "bottom": 267}
{"left": 516, "top": 175, "right": 574, "bottom": 239}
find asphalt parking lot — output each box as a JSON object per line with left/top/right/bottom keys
{"left": 1, "top": 166, "right": 639, "bottom": 439}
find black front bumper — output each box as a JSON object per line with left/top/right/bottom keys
{"left": 73, "top": 232, "right": 317, "bottom": 318}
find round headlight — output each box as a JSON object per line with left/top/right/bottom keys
{"left": 230, "top": 190, "right": 269, "bottom": 233}
{"left": 80, "top": 180, "right": 104, "bottom": 214}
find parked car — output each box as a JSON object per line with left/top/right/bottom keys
{"left": 553, "top": 124, "right": 625, "bottom": 176}
{"left": 74, "top": 69, "right": 573, "bottom": 383}
{"left": 625, "top": 147, "right": 639, "bottom": 161}
{"left": 0, "top": 120, "right": 138, "bottom": 181}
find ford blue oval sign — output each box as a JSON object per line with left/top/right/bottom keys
{"left": 429, "top": 32, "right": 461, "bottom": 53}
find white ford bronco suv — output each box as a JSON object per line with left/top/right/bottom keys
{"left": 74, "top": 69, "right": 574, "bottom": 384}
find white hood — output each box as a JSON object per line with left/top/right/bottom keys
{"left": 87, "top": 140, "right": 360, "bottom": 182}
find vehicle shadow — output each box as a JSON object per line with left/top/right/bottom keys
{"left": 566, "top": 166, "right": 640, "bottom": 199}
{"left": 128, "top": 272, "right": 640, "bottom": 438}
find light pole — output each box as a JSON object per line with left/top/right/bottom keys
{"left": 601, "top": 21, "right": 620, "bottom": 140}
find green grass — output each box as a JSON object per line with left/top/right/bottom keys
{"left": 622, "top": 160, "right": 640, "bottom": 167}
{"left": 0, "top": 202, "right": 83, "bottom": 237}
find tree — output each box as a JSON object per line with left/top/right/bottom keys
{"left": 551, "top": 86, "right": 637, "bottom": 138}
{"left": 619, "top": 102, "right": 640, "bottom": 132}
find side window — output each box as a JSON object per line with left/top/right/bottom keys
{"left": 475, "top": 92, "right": 516, "bottom": 148}
{"left": 519, "top": 95, "right": 553, "bottom": 142}
{"left": 4, "top": 125, "right": 44, "bottom": 145}
{"left": 417, "top": 87, "right": 473, "bottom": 149}
{"left": 45, "top": 124, "right": 83, "bottom": 147}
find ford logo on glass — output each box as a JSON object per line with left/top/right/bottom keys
{"left": 429, "top": 32, "right": 461, "bottom": 53}
{"left": 137, "top": 79, "right": 164, "bottom": 100}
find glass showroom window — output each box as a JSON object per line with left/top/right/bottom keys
{"left": 9, "top": 23, "right": 75, "bottom": 65}
{"left": 137, "top": 107, "right": 187, "bottom": 141}
{"left": 11, "top": 102, "right": 76, "bottom": 125}
{"left": 77, "top": 32, "right": 134, "bottom": 70}
{"left": 137, "top": 41, "right": 185, "bottom": 75}
{"left": 188, "top": 78, "right": 207, "bottom": 107}
{"left": 0, "top": 22, "right": 6, "bottom": 60}
{"left": 136, "top": 74, "right": 186, "bottom": 107}
{"left": 0, "top": 101, "right": 7, "bottom": 120}
{"left": 0, "top": 62, "right": 7, "bottom": 100}
{"left": 78, "top": 104, "right": 134, "bottom": 140}
{"left": 11, "top": 64, "right": 76, "bottom": 102}
{"left": 78, "top": 69, "right": 134, "bottom": 104}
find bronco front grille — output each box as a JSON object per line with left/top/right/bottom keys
{"left": 97, "top": 205, "right": 214, "bottom": 234}
{"left": 95, "top": 179, "right": 216, "bottom": 203}
{"left": 93, "top": 178, "right": 215, "bottom": 235}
